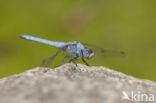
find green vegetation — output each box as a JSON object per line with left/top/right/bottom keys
{"left": 0, "top": 0, "right": 156, "bottom": 81}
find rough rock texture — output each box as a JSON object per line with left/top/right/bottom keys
{"left": 0, "top": 63, "right": 156, "bottom": 103}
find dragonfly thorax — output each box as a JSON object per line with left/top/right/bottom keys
{"left": 66, "top": 41, "right": 85, "bottom": 55}
{"left": 65, "top": 42, "right": 94, "bottom": 59}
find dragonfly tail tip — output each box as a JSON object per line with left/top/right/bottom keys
{"left": 19, "top": 35, "right": 29, "bottom": 40}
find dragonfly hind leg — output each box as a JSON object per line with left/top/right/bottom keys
{"left": 69, "top": 56, "right": 79, "bottom": 66}
{"left": 61, "top": 55, "right": 73, "bottom": 65}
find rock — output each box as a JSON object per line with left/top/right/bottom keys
{"left": 0, "top": 63, "right": 156, "bottom": 103}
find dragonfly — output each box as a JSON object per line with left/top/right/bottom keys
{"left": 20, "top": 35, "right": 125, "bottom": 67}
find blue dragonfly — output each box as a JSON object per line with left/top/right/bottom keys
{"left": 20, "top": 35, "right": 125, "bottom": 67}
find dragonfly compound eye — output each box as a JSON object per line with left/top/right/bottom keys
{"left": 88, "top": 49, "right": 93, "bottom": 54}
{"left": 86, "top": 49, "right": 94, "bottom": 59}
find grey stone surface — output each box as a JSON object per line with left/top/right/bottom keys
{"left": 0, "top": 63, "right": 156, "bottom": 103}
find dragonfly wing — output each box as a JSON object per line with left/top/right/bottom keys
{"left": 40, "top": 48, "right": 63, "bottom": 67}
{"left": 82, "top": 43, "right": 125, "bottom": 58}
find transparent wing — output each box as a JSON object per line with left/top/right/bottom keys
{"left": 40, "top": 48, "right": 63, "bottom": 67}
{"left": 82, "top": 43, "right": 125, "bottom": 58}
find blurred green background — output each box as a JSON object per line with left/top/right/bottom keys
{"left": 0, "top": 0, "right": 156, "bottom": 81}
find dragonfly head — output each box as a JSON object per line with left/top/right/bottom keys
{"left": 83, "top": 49, "right": 94, "bottom": 59}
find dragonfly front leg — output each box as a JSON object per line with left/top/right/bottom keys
{"left": 81, "top": 50, "right": 89, "bottom": 66}
{"left": 81, "top": 57, "right": 89, "bottom": 66}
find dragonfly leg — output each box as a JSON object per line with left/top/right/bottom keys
{"left": 61, "top": 55, "right": 73, "bottom": 64}
{"left": 69, "top": 56, "right": 79, "bottom": 66}
{"left": 81, "top": 50, "right": 89, "bottom": 66}
{"left": 40, "top": 48, "right": 62, "bottom": 67}
{"left": 81, "top": 57, "right": 89, "bottom": 66}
